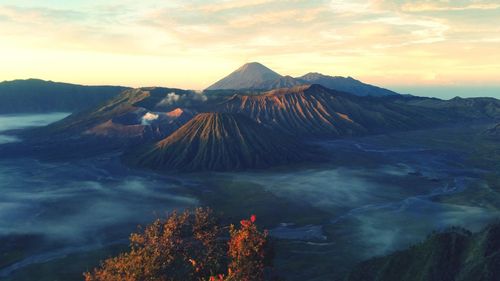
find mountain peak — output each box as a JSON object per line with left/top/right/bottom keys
{"left": 301, "top": 72, "right": 324, "bottom": 78}
{"left": 206, "top": 62, "right": 281, "bottom": 90}
{"left": 206, "top": 64, "right": 399, "bottom": 96}
{"left": 236, "top": 62, "right": 269, "bottom": 71}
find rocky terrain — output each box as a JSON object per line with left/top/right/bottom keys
{"left": 217, "top": 84, "right": 446, "bottom": 137}
{"left": 129, "top": 112, "right": 313, "bottom": 171}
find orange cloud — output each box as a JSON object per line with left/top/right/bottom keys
{"left": 0, "top": 1, "right": 499, "bottom": 89}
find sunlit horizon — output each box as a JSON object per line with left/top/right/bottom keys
{"left": 1, "top": 0, "right": 499, "bottom": 98}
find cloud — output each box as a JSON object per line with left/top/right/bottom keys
{"left": 0, "top": 4, "right": 148, "bottom": 55}
{"left": 157, "top": 92, "right": 181, "bottom": 106}
{"left": 361, "top": 15, "right": 449, "bottom": 47}
{"left": 0, "top": 0, "right": 499, "bottom": 88}
{"left": 401, "top": 1, "right": 500, "bottom": 12}
{"left": 194, "top": 91, "right": 208, "bottom": 102}
{"left": 329, "top": 0, "right": 375, "bottom": 15}
{"left": 195, "top": 0, "right": 280, "bottom": 13}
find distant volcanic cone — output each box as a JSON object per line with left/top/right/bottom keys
{"left": 128, "top": 112, "right": 313, "bottom": 171}
{"left": 205, "top": 62, "right": 281, "bottom": 90}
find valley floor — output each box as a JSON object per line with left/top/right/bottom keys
{"left": 0, "top": 115, "right": 499, "bottom": 281}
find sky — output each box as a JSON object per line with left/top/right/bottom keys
{"left": 0, "top": 0, "right": 499, "bottom": 98}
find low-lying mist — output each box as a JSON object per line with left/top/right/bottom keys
{"left": 0, "top": 113, "right": 70, "bottom": 132}
{"left": 1, "top": 113, "right": 499, "bottom": 281}
{"left": 227, "top": 139, "right": 500, "bottom": 260}
{"left": 0, "top": 157, "right": 197, "bottom": 277}
{"left": 0, "top": 157, "right": 196, "bottom": 239}
{"left": 0, "top": 113, "right": 70, "bottom": 144}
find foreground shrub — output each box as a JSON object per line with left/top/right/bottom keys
{"left": 226, "top": 215, "right": 268, "bottom": 281}
{"left": 84, "top": 208, "right": 270, "bottom": 281}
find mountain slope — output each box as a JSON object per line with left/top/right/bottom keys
{"left": 0, "top": 79, "right": 127, "bottom": 113}
{"left": 206, "top": 62, "right": 281, "bottom": 90}
{"left": 298, "top": 72, "right": 398, "bottom": 97}
{"left": 34, "top": 87, "right": 198, "bottom": 142}
{"left": 484, "top": 123, "right": 500, "bottom": 137}
{"left": 258, "top": 75, "right": 303, "bottom": 89}
{"left": 217, "top": 84, "right": 446, "bottom": 137}
{"left": 84, "top": 108, "right": 195, "bottom": 140}
{"left": 346, "top": 223, "right": 500, "bottom": 281}
{"left": 129, "top": 113, "right": 311, "bottom": 171}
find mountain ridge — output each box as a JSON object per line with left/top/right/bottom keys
{"left": 206, "top": 62, "right": 399, "bottom": 97}
{"left": 298, "top": 72, "right": 398, "bottom": 96}
{"left": 0, "top": 79, "right": 127, "bottom": 114}
{"left": 217, "top": 84, "right": 445, "bottom": 137}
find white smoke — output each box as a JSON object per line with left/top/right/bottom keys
{"left": 194, "top": 90, "right": 208, "bottom": 102}
{"left": 141, "top": 112, "right": 159, "bottom": 125}
{"left": 155, "top": 90, "right": 208, "bottom": 108}
{"left": 157, "top": 92, "right": 181, "bottom": 106}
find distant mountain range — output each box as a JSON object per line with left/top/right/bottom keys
{"left": 396, "top": 95, "right": 500, "bottom": 120}
{"left": 206, "top": 62, "right": 399, "bottom": 97}
{"left": 27, "top": 82, "right": 500, "bottom": 171}
{"left": 0, "top": 79, "right": 126, "bottom": 113}
{"left": 347, "top": 223, "right": 500, "bottom": 281}
{"left": 0, "top": 63, "right": 397, "bottom": 115}
{"left": 6, "top": 63, "right": 500, "bottom": 171}
{"left": 128, "top": 113, "right": 312, "bottom": 171}
{"left": 36, "top": 84, "right": 448, "bottom": 142}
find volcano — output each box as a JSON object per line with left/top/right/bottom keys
{"left": 217, "top": 84, "right": 444, "bottom": 137}
{"left": 206, "top": 62, "right": 281, "bottom": 91}
{"left": 129, "top": 112, "right": 311, "bottom": 171}
{"left": 205, "top": 62, "right": 399, "bottom": 96}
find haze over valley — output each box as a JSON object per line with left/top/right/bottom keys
{"left": 1, "top": 1, "right": 500, "bottom": 280}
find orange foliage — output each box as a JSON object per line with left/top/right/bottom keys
{"left": 226, "top": 215, "right": 269, "bottom": 281}
{"left": 84, "top": 209, "right": 271, "bottom": 281}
